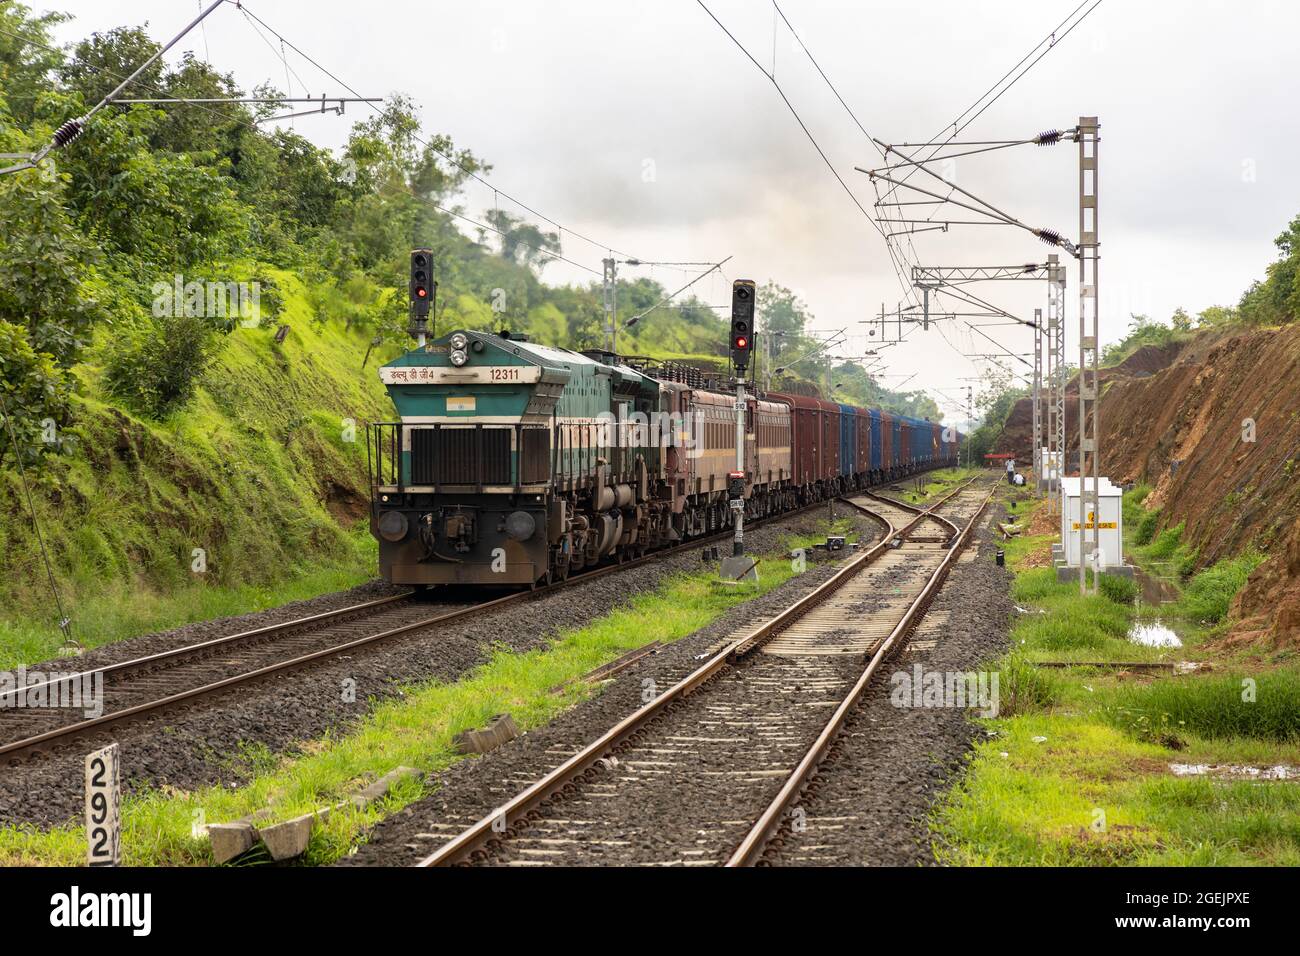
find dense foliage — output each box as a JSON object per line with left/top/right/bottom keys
{"left": 966, "top": 382, "right": 1028, "bottom": 462}
{"left": 0, "top": 4, "right": 935, "bottom": 458}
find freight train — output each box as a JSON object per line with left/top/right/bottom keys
{"left": 367, "top": 329, "right": 960, "bottom": 587}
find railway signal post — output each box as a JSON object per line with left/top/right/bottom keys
{"left": 721, "top": 279, "right": 759, "bottom": 583}
{"left": 409, "top": 248, "right": 434, "bottom": 347}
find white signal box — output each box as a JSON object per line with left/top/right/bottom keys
{"left": 1038, "top": 449, "right": 1062, "bottom": 491}
{"left": 1058, "top": 476, "right": 1124, "bottom": 569}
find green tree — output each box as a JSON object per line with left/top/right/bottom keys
{"left": 0, "top": 168, "right": 103, "bottom": 368}
{"left": 484, "top": 208, "right": 561, "bottom": 271}
{"left": 0, "top": 319, "right": 71, "bottom": 467}
{"left": 1240, "top": 214, "right": 1300, "bottom": 325}
{"left": 0, "top": 4, "right": 69, "bottom": 127}
{"left": 59, "top": 25, "right": 163, "bottom": 107}
{"left": 1197, "top": 305, "right": 1238, "bottom": 327}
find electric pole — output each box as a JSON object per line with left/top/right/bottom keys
{"left": 1032, "top": 307, "right": 1042, "bottom": 484}
{"left": 602, "top": 257, "right": 617, "bottom": 353}
{"left": 1077, "top": 116, "right": 1101, "bottom": 593}
{"left": 966, "top": 385, "right": 974, "bottom": 470}
{"left": 1046, "top": 253, "right": 1066, "bottom": 513}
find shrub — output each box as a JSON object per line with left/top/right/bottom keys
{"left": 103, "top": 314, "right": 222, "bottom": 418}
{"left": 1135, "top": 508, "right": 1161, "bottom": 546}
{"left": 996, "top": 653, "right": 1061, "bottom": 716}
{"left": 1147, "top": 522, "right": 1185, "bottom": 559}
{"left": 1099, "top": 573, "right": 1138, "bottom": 605}
{"left": 1011, "top": 567, "right": 1068, "bottom": 604}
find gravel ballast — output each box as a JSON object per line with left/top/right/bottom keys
{"left": 762, "top": 498, "right": 1014, "bottom": 866}
{"left": 0, "top": 504, "right": 864, "bottom": 830}
{"left": 341, "top": 484, "right": 1012, "bottom": 867}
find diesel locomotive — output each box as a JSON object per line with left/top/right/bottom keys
{"left": 367, "top": 329, "right": 960, "bottom": 588}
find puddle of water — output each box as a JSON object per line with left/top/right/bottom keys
{"left": 1128, "top": 565, "right": 1185, "bottom": 648}
{"left": 1171, "top": 763, "right": 1299, "bottom": 780}
{"left": 1132, "top": 566, "right": 1180, "bottom": 606}
{"left": 1128, "top": 620, "right": 1183, "bottom": 647}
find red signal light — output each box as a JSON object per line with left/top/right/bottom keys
{"left": 734, "top": 336, "right": 748, "bottom": 349}
{"left": 416, "top": 288, "right": 427, "bottom": 298}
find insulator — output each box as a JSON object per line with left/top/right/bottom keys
{"left": 1034, "top": 129, "right": 1062, "bottom": 146}
{"left": 51, "top": 118, "right": 85, "bottom": 149}
{"left": 1035, "top": 228, "right": 1064, "bottom": 247}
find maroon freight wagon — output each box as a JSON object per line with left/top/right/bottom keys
{"left": 816, "top": 399, "right": 840, "bottom": 489}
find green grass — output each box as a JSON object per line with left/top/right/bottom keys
{"left": 1175, "top": 552, "right": 1265, "bottom": 624}
{"left": 0, "top": 535, "right": 825, "bottom": 866}
{"left": 895, "top": 466, "right": 982, "bottom": 504}
{"left": 1, "top": 268, "right": 395, "bottom": 655}
{"left": 0, "top": 528, "right": 376, "bottom": 670}
{"left": 1099, "top": 573, "right": 1138, "bottom": 606}
{"left": 1146, "top": 521, "right": 1185, "bottom": 560}
{"left": 934, "top": 715, "right": 1300, "bottom": 866}
{"left": 933, "top": 485, "right": 1300, "bottom": 865}
{"left": 1104, "top": 671, "right": 1300, "bottom": 743}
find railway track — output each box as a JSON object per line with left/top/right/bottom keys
{"left": 0, "top": 483, "right": 894, "bottom": 766}
{"left": 412, "top": 476, "right": 996, "bottom": 867}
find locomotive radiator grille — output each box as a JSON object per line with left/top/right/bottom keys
{"left": 410, "top": 427, "right": 512, "bottom": 486}
{"left": 518, "top": 427, "right": 550, "bottom": 484}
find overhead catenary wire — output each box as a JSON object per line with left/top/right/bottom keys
{"left": 767, "top": 1, "right": 924, "bottom": 309}
{"left": 9, "top": 9, "right": 692, "bottom": 283}
{"left": 693, "top": 1, "right": 888, "bottom": 244}
{"left": 0, "top": 23, "right": 593, "bottom": 277}
{"left": 236, "top": 3, "right": 648, "bottom": 268}
{"left": 1, "top": 0, "right": 228, "bottom": 175}
{"left": 869, "top": 0, "right": 1105, "bottom": 347}
{"left": 876, "top": 0, "right": 1103, "bottom": 209}
{"left": 237, "top": 5, "right": 736, "bottom": 285}
{"left": 624, "top": 257, "right": 734, "bottom": 328}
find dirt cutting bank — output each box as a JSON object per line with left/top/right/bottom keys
{"left": 997, "top": 325, "right": 1300, "bottom": 648}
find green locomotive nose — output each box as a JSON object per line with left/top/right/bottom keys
{"left": 367, "top": 330, "right": 660, "bottom": 588}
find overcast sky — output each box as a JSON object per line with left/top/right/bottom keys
{"left": 46, "top": 1, "right": 1300, "bottom": 420}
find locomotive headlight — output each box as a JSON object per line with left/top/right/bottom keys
{"left": 377, "top": 510, "right": 409, "bottom": 542}
{"left": 449, "top": 332, "right": 469, "bottom": 351}
{"left": 449, "top": 348, "right": 469, "bottom": 367}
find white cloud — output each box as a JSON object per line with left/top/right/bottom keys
{"left": 49, "top": 0, "right": 1300, "bottom": 400}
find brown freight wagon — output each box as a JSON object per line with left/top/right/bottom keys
{"left": 816, "top": 399, "right": 841, "bottom": 490}
{"left": 766, "top": 392, "right": 823, "bottom": 497}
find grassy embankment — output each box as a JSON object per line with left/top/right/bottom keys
{"left": 0, "top": 515, "right": 856, "bottom": 866}
{"left": 0, "top": 269, "right": 390, "bottom": 670}
{"left": 933, "top": 484, "right": 1300, "bottom": 865}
